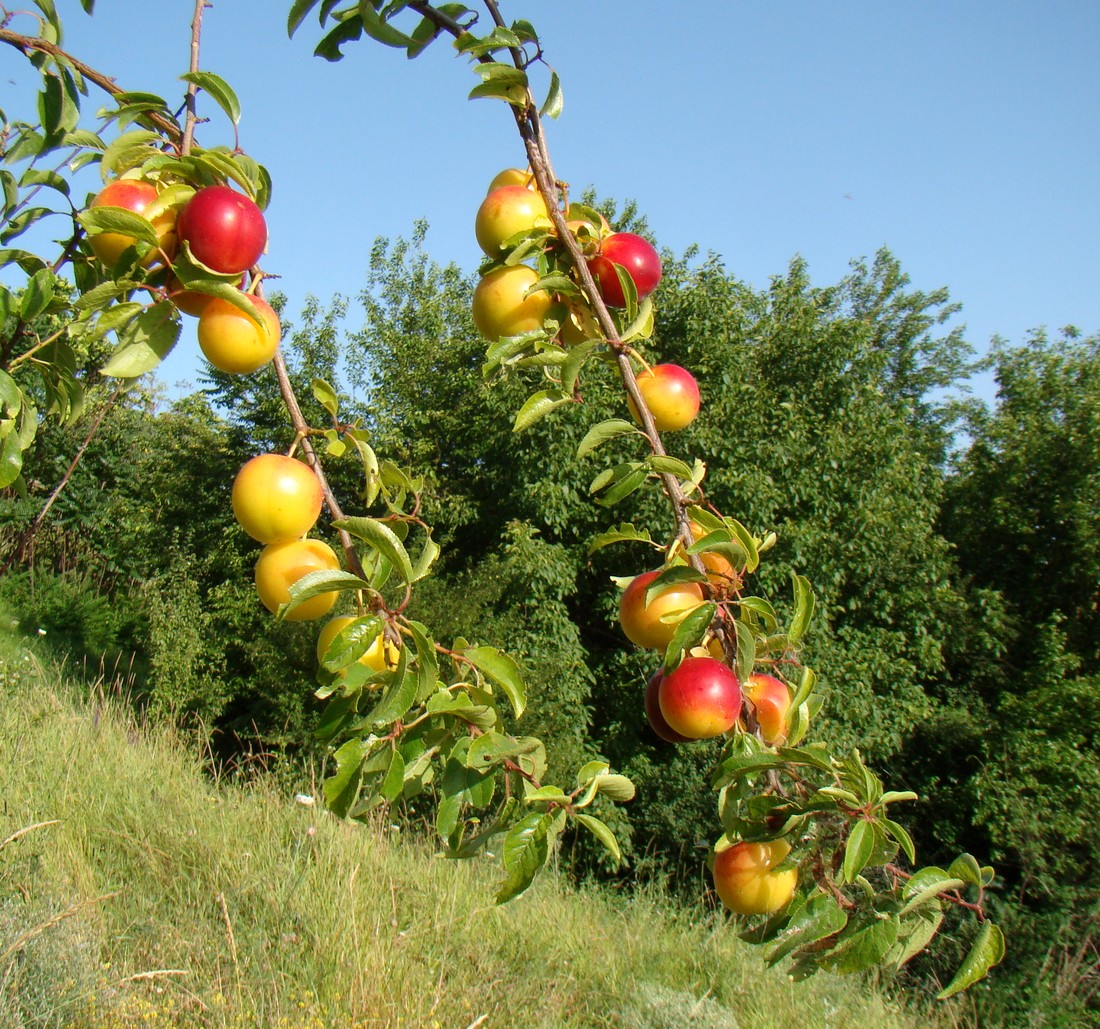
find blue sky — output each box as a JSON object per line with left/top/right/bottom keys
{"left": 4, "top": 1, "right": 1098, "bottom": 399}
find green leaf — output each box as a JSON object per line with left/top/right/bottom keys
{"left": 79, "top": 206, "right": 160, "bottom": 247}
{"left": 560, "top": 338, "right": 599, "bottom": 394}
{"left": 279, "top": 570, "right": 370, "bottom": 620}
{"left": 101, "top": 302, "right": 180, "bottom": 377}
{"left": 61, "top": 129, "right": 106, "bottom": 151}
{"left": 788, "top": 573, "right": 815, "bottom": 646}
{"left": 647, "top": 454, "right": 695, "bottom": 479}
{"left": 379, "top": 748, "right": 406, "bottom": 803}
{"left": 411, "top": 532, "right": 440, "bottom": 583}
{"left": 466, "top": 731, "right": 541, "bottom": 769}
{"left": 19, "top": 269, "right": 54, "bottom": 322}
{"left": 358, "top": 0, "right": 414, "bottom": 48}
{"left": 936, "top": 921, "right": 1005, "bottom": 999}
{"left": 319, "top": 614, "right": 382, "bottom": 673}
{"left": 464, "top": 645, "right": 526, "bottom": 719}
{"left": 180, "top": 72, "right": 241, "bottom": 125}
{"left": 662, "top": 601, "right": 717, "bottom": 673}
{"left": 587, "top": 522, "right": 655, "bottom": 555}
{"left": 324, "top": 737, "right": 365, "bottom": 817}
{"left": 732, "top": 617, "right": 756, "bottom": 684}
{"left": 287, "top": 0, "right": 322, "bottom": 35}
{"left": 898, "top": 869, "right": 967, "bottom": 916}
{"left": 99, "top": 129, "right": 161, "bottom": 180}
{"left": 888, "top": 908, "right": 944, "bottom": 969}
{"left": 822, "top": 916, "right": 900, "bottom": 975}
{"left": 496, "top": 812, "right": 552, "bottom": 903}
{"left": 312, "top": 376, "right": 340, "bottom": 418}
{"left": 359, "top": 660, "right": 418, "bottom": 728}
{"left": 594, "top": 773, "right": 635, "bottom": 802}
{"left": 333, "top": 516, "right": 414, "bottom": 584}
{"left": 881, "top": 818, "right": 917, "bottom": 864}
{"left": 764, "top": 893, "right": 848, "bottom": 964}
{"left": 577, "top": 418, "right": 641, "bottom": 459}
{"left": 540, "top": 69, "right": 563, "bottom": 119}
{"left": 315, "top": 15, "right": 364, "bottom": 61}
{"left": 947, "top": 853, "right": 985, "bottom": 888}
{"left": 468, "top": 79, "right": 529, "bottom": 106}
{"left": 591, "top": 462, "right": 648, "bottom": 507}
{"left": 842, "top": 820, "right": 876, "bottom": 883}
{"left": 513, "top": 388, "right": 571, "bottom": 431}
{"left": 574, "top": 813, "right": 621, "bottom": 865}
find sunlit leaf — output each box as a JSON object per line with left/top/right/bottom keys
{"left": 936, "top": 922, "right": 1005, "bottom": 999}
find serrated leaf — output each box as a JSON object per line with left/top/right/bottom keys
{"left": 577, "top": 418, "right": 640, "bottom": 459}
{"left": 319, "top": 614, "right": 382, "bottom": 673}
{"left": 467, "top": 731, "right": 541, "bottom": 770}
{"left": 591, "top": 463, "right": 648, "bottom": 507}
{"left": 524, "top": 785, "right": 566, "bottom": 802}
{"left": 411, "top": 532, "right": 440, "bottom": 582}
{"left": 464, "top": 645, "right": 526, "bottom": 719}
{"left": 19, "top": 269, "right": 53, "bottom": 322}
{"left": 647, "top": 454, "right": 695, "bottom": 479}
{"left": 315, "top": 15, "right": 364, "bottom": 61}
{"left": 822, "top": 917, "right": 900, "bottom": 975}
{"left": 765, "top": 893, "right": 848, "bottom": 965}
{"left": 496, "top": 812, "right": 552, "bottom": 903}
{"left": 287, "top": 0, "right": 322, "bottom": 35}
{"left": 360, "top": 661, "right": 418, "bottom": 729}
{"left": 936, "top": 922, "right": 1005, "bottom": 999}
{"left": 469, "top": 79, "right": 529, "bottom": 106}
{"left": 561, "top": 338, "right": 599, "bottom": 394}
{"left": 888, "top": 908, "right": 944, "bottom": 969}
{"left": 378, "top": 748, "right": 406, "bottom": 803}
{"left": 587, "top": 522, "right": 655, "bottom": 555}
{"left": 78, "top": 206, "right": 161, "bottom": 248}
{"left": 333, "top": 516, "right": 414, "bottom": 584}
{"left": 513, "top": 388, "right": 571, "bottom": 431}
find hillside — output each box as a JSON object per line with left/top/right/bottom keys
{"left": 0, "top": 627, "right": 944, "bottom": 1028}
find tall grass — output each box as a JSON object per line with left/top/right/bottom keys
{"left": 0, "top": 623, "right": 944, "bottom": 1028}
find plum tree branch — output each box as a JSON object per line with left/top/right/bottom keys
{"left": 180, "top": 0, "right": 210, "bottom": 155}
{"left": 268, "top": 345, "right": 366, "bottom": 580}
{"left": 0, "top": 28, "right": 183, "bottom": 146}
{"left": 406, "top": 0, "right": 707, "bottom": 580}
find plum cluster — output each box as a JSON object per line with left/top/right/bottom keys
{"left": 86, "top": 179, "right": 278, "bottom": 374}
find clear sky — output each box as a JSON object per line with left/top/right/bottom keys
{"left": 4, "top": 1, "right": 1098, "bottom": 399}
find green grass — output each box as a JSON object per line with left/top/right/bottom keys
{"left": 0, "top": 621, "right": 946, "bottom": 1028}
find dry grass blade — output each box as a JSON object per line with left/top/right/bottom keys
{"left": 0, "top": 891, "right": 121, "bottom": 964}
{"left": 0, "top": 820, "right": 61, "bottom": 853}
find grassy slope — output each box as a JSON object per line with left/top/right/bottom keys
{"left": 0, "top": 628, "right": 939, "bottom": 1029}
